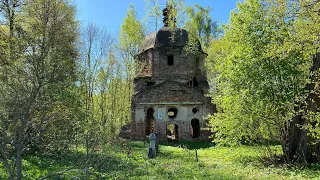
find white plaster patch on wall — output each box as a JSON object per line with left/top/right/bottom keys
{"left": 157, "top": 107, "right": 166, "bottom": 120}
{"left": 135, "top": 108, "right": 144, "bottom": 122}
{"left": 180, "top": 106, "right": 188, "bottom": 121}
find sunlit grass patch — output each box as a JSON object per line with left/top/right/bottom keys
{"left": 0, "top": 142, "right": 320, "bottom": 179}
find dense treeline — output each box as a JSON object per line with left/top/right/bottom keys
{"left": 0, "top": 0, "right": 135, "bottom": 179}
{"left": 207, "top": 0, "right": 320, "bottom": 163}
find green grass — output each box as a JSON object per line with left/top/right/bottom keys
{"left": 1, "top": 142, "right": 320, "bottom": 179}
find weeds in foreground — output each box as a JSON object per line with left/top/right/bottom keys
{"left": 0, "top": 141, "right": 319, "bottom": 179}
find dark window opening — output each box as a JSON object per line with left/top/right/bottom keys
{"left": 192, "top": 108, "right": 198, "bottom": 114}
{"left": 193, "top": 77, "right": 199, "bottom": 87}
{"left": 187, "top": 77, "right": 199, "bottom": 87}
{"left": 168, "top": 107, "right": 178, "bottom": 118}
{"left": 146, "top": 81, "right": 155, "bottom": 86}
{"left": 187, "top": 80, "right": 193, "bottom": 87}
{"left": 167, "top": 55, "right": 174, "bottom": 66}
{"left": 145, "top": 108, "right": 154, "bottom": 135}
{"left": 167, "top": 124, "right": 178, "bottom": 140}
{"left": 191, "top": 119, "right": 200, "bottom": 138}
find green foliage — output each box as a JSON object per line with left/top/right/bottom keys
{"left": 293, "top": 0, "right": 320, "bottom": 141}
{"left": 0, "top": 0, "right": 79, "bottom": 178}
{"left": 75, "top": 20, "right": 136, "bottom": 174}
{"left": 143, "top": 0, "right": 162, "bottom": 32}
{"left": 0, "top": 26, "right": 9, "bottom": 65}
{"left": 166, "top": 0, "right": 186, "bottom": 28}
{"left": 117, "top": 3, "right": 144, "bottom": 133}
{"left": 207, "top": 0, "right": 320, "bottom": 150}
{"left": 119, "top": 4, "right": 144, "bottom": 56}
{"left": 184, "top": 4, "right": 220, "bottom": 53}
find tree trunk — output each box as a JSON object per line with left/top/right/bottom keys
{"left": 0, "top": 158, "right": 13, "bottom": 180}
{"left": 16, "top": 127, "right": 23, "bottom": 180}
{"left": 287, "top": 115, "right": 317, "bottom": 163}
{"left": 286, "top": 53, "right": 320, "bottom": 163}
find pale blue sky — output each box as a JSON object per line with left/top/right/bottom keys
{"left": 74, "top": 0, "right": 239, "bottom": 35}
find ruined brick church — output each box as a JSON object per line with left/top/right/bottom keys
{"left": 130, "top": 6, "right": 216, "bottom": 141}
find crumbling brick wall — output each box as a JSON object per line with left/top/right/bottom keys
{"left": 131, "top": 27, "right": 215, "bottom": 142}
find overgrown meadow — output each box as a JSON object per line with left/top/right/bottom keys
{"left": 1, "top": 141, "right": 320, "bottom": 179}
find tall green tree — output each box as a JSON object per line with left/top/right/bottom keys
{"left": 0, "top": 0, "right": 79, "bottom": 179}
{"left": 207, "top": 0, "right": 320, "bottom": 163}
{"left": 184, "top": 4, "right": 219, "bottom": 53}
{"left": 117, "top": 4, "right": 144, "bottom": 130}
{"left": 77, "top": 23, "right": 114, "bottom": 172}
{"left": 119, "top": 4, "right": 144, "bottom": 57}
{"left": 143, "top": 0, "right": 162, "bottom": 32}
{"left": 285, "top": 0, "right": 320, "bottom": 163}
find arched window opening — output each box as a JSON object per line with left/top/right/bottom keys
{"left": 193, "top": 77, "right": 199, "bottom": 87}
{"left": 191, "top": 119, "right": 200, "bottom": 138}
{"left": 168, "top": 107, "right": 178, "bottom": 118}
{"left": 145, "top": 108, "right": 154, "bottom": 135}
{"left": 167, "top": 124, "right": 178, "bottom": 140}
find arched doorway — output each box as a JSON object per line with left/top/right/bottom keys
{"left": 145, "top": 108, "right": 154, "bottom": 135}
{"left": 191, "top": 119, "right": 200, "bottom": 138}
{"left": 167, "top": 124, "right": 178, "bottom": 140}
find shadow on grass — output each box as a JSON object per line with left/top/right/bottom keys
{"left": 25, "top": 150, "right": 85, "bottom": 170}
{"left": 24, "top": 149, "right": 138, "bottom": 179}
{"left": 159, "top": 141, "right": 215, "bottom": 150}
{"left": 127, "top": 141, "right": 148, "bottom": 149}
{"left": 157, "top": 149, "right": 193, "bottom": 161}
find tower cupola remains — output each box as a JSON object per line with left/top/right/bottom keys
{"left": 162, "top": 3, "right": 176, "bottom": 27}
{"left": 131, "top": 4, "right": 216, "bottom": 141}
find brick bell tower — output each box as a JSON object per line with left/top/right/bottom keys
{"left": 130, "top": 4, "right": 216, "bottom": 141}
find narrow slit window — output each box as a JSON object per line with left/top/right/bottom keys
{"left": 146, "top": 81, "right": 155, "bottom": 86}
{"left": 167, "top": 55, "right": 174, "bottom": 66}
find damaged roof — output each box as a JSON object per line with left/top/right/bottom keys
{"left": 138, "top": 27, "right": 189, "bottom": 54}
